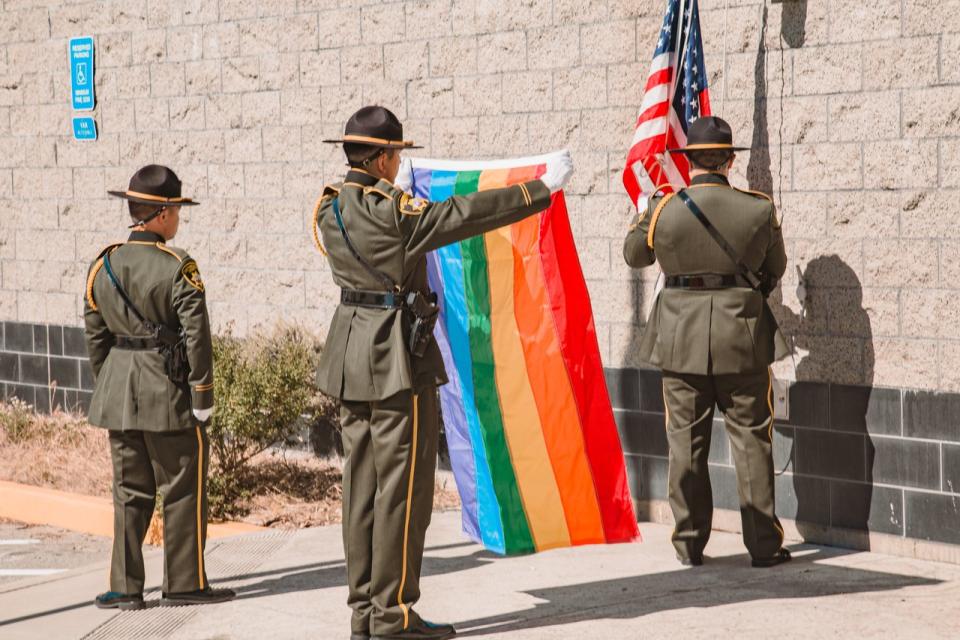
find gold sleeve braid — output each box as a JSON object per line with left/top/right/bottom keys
{"left": 312, "top": 195, "right": 328, "bottom": 257}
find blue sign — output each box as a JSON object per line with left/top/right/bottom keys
{"left": 72, "top": 116, "right": 97, "bottom": 141}
{"left": 69, "top": 36, "right": 95, "bottom": 111}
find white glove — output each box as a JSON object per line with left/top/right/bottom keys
{"left": 540, "top": 150, "right": 574, "bottom": 194}
{"left": 394, "top": 158, "right": 413, "bottom": 193}
{"left": 193, "top": 407, "right": 213, "bottom": 423}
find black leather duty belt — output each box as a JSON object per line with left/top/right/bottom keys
{"left": 115, "top": 336, "right": 161, "bottom": 350}
{"left": 665, "top": 274, "right": 744, "bottom": 290}
{"left": 340, "top": 289, "right": 405, "bottom": 309}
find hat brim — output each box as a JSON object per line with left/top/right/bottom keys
{"left": 667, "top": 144, "right": 750, "bottom": 154}
{"left": 322, "top": 135, "right": 423, "bottom": 150}
{"left": 108, "top": 191, "right": 200, "bottom": 206}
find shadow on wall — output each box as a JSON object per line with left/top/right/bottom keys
{"left": 770, "top": 257, "right": 877, "bottom": 547}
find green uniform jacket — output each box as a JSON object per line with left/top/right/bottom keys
{"left": 623, "top": 173, "right": 789, "bottom": 375}
{"left": 83, "top": 230, "right": 214, "bottom": 431}
{"left": 314, "top": 169, "right": 552, "bottom": 401}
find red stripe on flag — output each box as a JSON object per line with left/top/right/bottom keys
{"left": 538, "top": 192, "right": 640, "bottom": 544}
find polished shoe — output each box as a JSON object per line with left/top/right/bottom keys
{"left": 751, "top": 547, "right": 792, "bottom": 568}
{"left": 372, "top": 619, "right": 456, "bottom": 640}
{"left": 94, "top": 591, "right": 145, "bottom": 610}
{"left": 351, "top": 635, "right": 371, "bottom": 640}
{"left": 679, "top": 554, "right": 703, "bottom": 567}
{"left": 160, "top": 586, "right": 236, "bottom": 606}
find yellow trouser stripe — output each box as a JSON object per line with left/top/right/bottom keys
{"left": 764, "top": 370, "right": 785, "bottom": 542}
{"left": 195, "top": 426, "right": 205, "bottom": 590}
{"left": 398, "top": 394, "right": 419, "bottom": 629}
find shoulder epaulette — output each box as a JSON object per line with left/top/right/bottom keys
{"left": 734, "top": 186, "right": 773, "bottom": 202}
{"left": 647, "top": 191, "right": 677, "bottom": 250}
{"left": 651, "top": 183, "right": 676, "bottom": 197}
{"left": 86, "top": 243, "right": 123, "bottom": 311}
{"left": 321, "top": 183, "right": 341, "bottom": 199}
{"left": 364, "top": 185, "right": 396, "bottom": 200}
{"left": 154, "top": 244, "right": 185, "bottom": 262}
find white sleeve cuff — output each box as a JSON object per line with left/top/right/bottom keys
{"left": 193, "top": 407, "right": 213, "bottom": 422}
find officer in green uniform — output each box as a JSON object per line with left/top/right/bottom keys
{"left": 623, "top": 117, "right": 792, "bottom": 568}
{"left": 84, "top": 165, "right": 235, "bottom": 609}
{"left": 313, "top": 106, "right": 573, "bottom": 640}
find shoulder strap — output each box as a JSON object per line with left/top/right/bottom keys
{"left": 331, "top": 197, "right": 398, "bottom": 293}
{"left": 675, "top": 190, "right": 762, "bottom": 290}
{"left": 101, "top": 250, "right": 179, "bottom": 345}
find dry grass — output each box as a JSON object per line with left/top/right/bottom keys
{"left": 0, "top": 400, "right": 461, "bottom": 531}
{"left": 0, "top": 400, "right": 112, "bottom": 498}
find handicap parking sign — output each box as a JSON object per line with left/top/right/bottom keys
{"left": 69, "top": 36, "right": 95, "bottom": 111}
{"left": 72, "top": 116, "right": 97, "bottom": 141}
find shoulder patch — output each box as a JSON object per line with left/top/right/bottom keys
{"left": 734, "top": 187, "right": 773, "bottom": 202}
{"left": 180, "top": 259, "right": 204, "bottom": 292}
{"left": 398, "top": 192, "right": 428, "bottom": 216}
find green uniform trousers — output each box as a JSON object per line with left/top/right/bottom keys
{"left": 108, "top": 426, "right": 209, "bottom": 595}
{"left": 662, "top": 370, "right": 784, "bottom": 560}
{"left": 340, "top": 386, "right": 439, "bottom": 637}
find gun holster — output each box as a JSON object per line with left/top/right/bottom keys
{"left": 405, "top": 291, "right": 439, "bottom": 358}
{"left": 156, "top": 327, "right": 190, "bottom": 386}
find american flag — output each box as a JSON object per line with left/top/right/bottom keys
{"left": 623, "top": 0, "right": 711, "bottom": 209}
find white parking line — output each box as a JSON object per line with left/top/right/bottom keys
{"left": 0, "top": 569, "right": 67, "bottom": 576}
{"left": 0, "top": 539, "right": 41, "bottom": 545}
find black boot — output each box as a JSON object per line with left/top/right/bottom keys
{"left": 751, "top": 547, "right": 792, "bottom": 568}
{"left": 160, "top": 586, "right": 236, "bottom": 606}
{"left": 372, "top": 619, "right": 456, "bottom": 640}
{"left": 94, "top": 591, "right": 145, "bottom": 610}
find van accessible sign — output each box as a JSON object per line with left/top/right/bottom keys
{"left": 69, "top": 36, "right": 95, "bottom": 111}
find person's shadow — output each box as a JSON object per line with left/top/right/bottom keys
{"left": 769, "top": 256, "right": 877, "bottom": 547}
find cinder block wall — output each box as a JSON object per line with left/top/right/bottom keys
{"left": 1, "top": 1, "right": 959, "bottom": 549}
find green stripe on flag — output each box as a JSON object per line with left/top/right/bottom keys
{"left": 456, "top": 170, "right": 535, "bottom": 554}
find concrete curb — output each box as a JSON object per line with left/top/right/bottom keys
{"left": 0, "top": 480, "right": 265, "bottom": 540}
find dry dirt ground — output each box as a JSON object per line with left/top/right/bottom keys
{"left": 0, "top": 402, "right": 461, "bottom": 531}
{"left": 0, "top": 519, "right": 112, "bottom": 585}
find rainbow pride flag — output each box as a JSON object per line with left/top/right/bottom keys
{"left": 402, "top": 152, "right": 639, "bottom": 555}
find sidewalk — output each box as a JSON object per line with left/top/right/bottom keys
{"left": 2, "top": 511, "right": 959, "bottom": 639}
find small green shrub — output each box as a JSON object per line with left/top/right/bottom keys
{"left": 207, "top": 325, "right": 334, "bottom": 518}
{"left": 0, "top": 398, "right": 34, "bottom": 443}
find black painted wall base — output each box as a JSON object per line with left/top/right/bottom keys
{"left": 0, "top": 322, "right": 94, "bottom": 414}
{"left": 606, "top": 367, "right": 960, "bottom": 547}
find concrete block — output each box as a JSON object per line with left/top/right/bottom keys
{"left": 224, "top": 129, "right": 263, "bottom": 163}
{"left": 864, "top": 37, "right": 939, "bottom": 90}
{"left": 553, "top": 67, "right": 606, "bottom": 111}
{"left": 863, "top": 240, "right": 938, "bottom": 288}
{"left": 222, "top": 56, "right": 261, "bottom": 93}
{"left": 526, "top": 26, "right": 580, "bottom": 70}
{"left": 408, "top": 78, "right": 454, "bottom": 118}
{"left": 300, "top": 50, "right": 341, "bottom": 87}
{"left": 317, "top": 9, "right": 362, "bottom": 49}
{"left": 903, "top": 86, "right": 960, "bottom": 138}
{"left": 454, "top": 75, "right": 502, "bottom": 116}
{"left": 340, "top": 45, "right": 383, "bottom": 84}
{"left": 203, "top": 22, "right": 242, "bottom": 59}
{"left": 793, "top": 44, "right": 862, "bottom": 95}
{"left": 150, "top": 62, "right": 187, "bottom": 97}
{"left": 874, "top": 338, "right": 939, "bottom": 390}
{"left": 903, "top": 0, "right": 960, "bottom": 36}
{"left": 582, "top": 20, "right": 636, "bottom": 65}
{"left": 430, "top": 37, "right": 479, "bottom": 77}
{"left": 793, "top": 143, "right": 862, "bottom": 191}
{"left": 502, "top": 71, "right": 551, "bottom": 113}
{"left": 830, "top": 1, "right": 901, "bottom": 43}
{"left": 384, "top": 42, "right": 429, "bottom": 81}
{"left": 431, "top": 117, "right": 479, "bottom": 157}
{"left": 477, "top": 31, "right": 527, "bottom": 74}
{"left": 166, "top": 26, "right": 204, "bottom": 62}
{"left": 826, "top": 191, "right": 899, "bottom": 240}
{"left": 185, "top": 59, "right": 222, "bottom": 95}
{"left": 901, "top": 290, "right": 960, "bottom": 339}
{"left": 361, "top": 4, "right": 405, "bottom": 44}
{"left": 478, "top": 114, "right": 528, "bottom": 155}
{"left": 169, "top": 96, "right": 206, "bottom": 130}
{"left": 241, "top": 91, "right": 281, "bottom": 128}
{"left": 829, "top": 92, "right": 900, "bottom": 142}
{"left": 864, "top": 140, "right": 939, "bottom": 190}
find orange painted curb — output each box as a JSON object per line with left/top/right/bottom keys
{"left": 0, "top": 480, "right": 265, "bottom": 540}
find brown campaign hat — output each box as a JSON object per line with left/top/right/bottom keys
{"left": 322, "top": 105, "right": 422, "bottom": 149}
{"left": 108, "top": 165, "right": 199, "bottom": 206}
{"left": 668, "top": 116, "right": 750, "bottom": 154}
